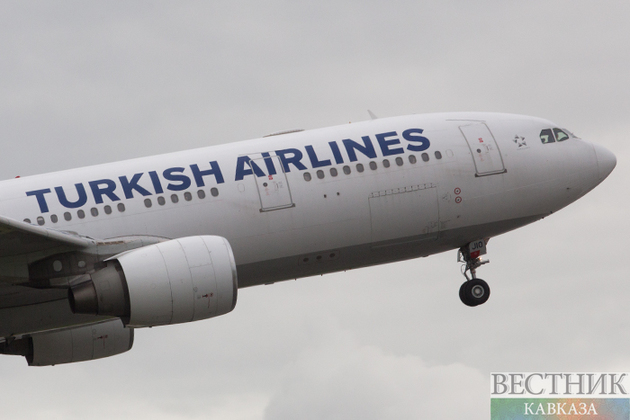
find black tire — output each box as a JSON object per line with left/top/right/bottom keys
{"left": 459, "top": 281, "right": 473, "bottom": 306}
{"left": 459, "top": 279, "right": 490, "bottom": 307}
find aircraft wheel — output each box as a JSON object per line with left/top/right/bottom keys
{"left": 459, "top": 278, "right": 490, "bottom": 307}
{"left": 459, "top": 281, "right": 471, "bottom": 306}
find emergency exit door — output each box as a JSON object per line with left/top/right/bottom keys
{"left": 459, "top": 123, "right": 506, "bottom": 176}
{"left": 251, "top": 155, "right": 295, "bottom": 211}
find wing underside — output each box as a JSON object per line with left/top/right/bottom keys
{"left": 0, "top": 215, "right": 94, "bottom": 257}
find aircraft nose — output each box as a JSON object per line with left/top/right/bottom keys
{"left": 593, "top": 143, "right": 617, "bottom": 181}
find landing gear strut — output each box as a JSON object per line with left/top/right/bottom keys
{"left": 458, "top": 240, "right": 491, "bottom": 307}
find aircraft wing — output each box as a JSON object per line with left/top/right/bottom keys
{"left": 0, "top": 215, "right": 95, "bottom": 258}
{"left": 0, "top": 215, "right": 98, "bottom": 309}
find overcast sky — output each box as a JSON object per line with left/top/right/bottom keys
{"left": 0, "top": 1, "right": 628, "bottom": 419}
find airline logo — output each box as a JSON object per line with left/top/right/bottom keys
{"left": 26, "top": 128, "right": 430, "bottom": 213}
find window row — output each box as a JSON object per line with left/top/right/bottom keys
{"left": 143, "top": 188, "right": 219, "bottom": 208}
{"left": 302, "top": 152, "right": 443, "bottom": 181}
{"left": 24, "top": 188, "right": 220, "bottom": 226}
{"left": 25, "top": 202, "right": 127, "bottom": 226}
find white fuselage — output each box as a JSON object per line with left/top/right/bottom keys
{"left": 0, "top": 113, "right": 612, "bottom": 294}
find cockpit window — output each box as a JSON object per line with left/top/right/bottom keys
{"left": 540, "top": 128, "right": 572, "bottom": 144}
{"left": 553, "top": 128, "right": 570, "bottom": 142}
{"left": 540, "top": 129, "right": 555, "bottom": 144}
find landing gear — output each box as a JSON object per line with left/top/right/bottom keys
{"left": 458, "top": 240, "right": 491, "bottom": 307}
{"left": 459, "top": 278, "right": 490, "bottom": 307}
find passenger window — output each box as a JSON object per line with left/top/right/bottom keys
{"left": 144, "top": 199, "right": 152, "bottom": 208}
{"left": 104, "top": 205, "right": 112, "bottom": 215}
{"left": 117, "top": 203, "right": 125, "bottom": 212}
{"left": 90, "top": 208, "right": 98, "bottom": 217}
{"left": 343, "top": 165, "right": 351, "bottom": 175}
{"left": 23, "top": 218, "right": 31, "bottom": 224}
{"left": 171, "top": 194, "right": 179, "bottom": 203}
{"left": 409, "top": 155, "right": 417, "bottom": 164}
{"left": 157, "top": 196, "right": 166, "bottom": 205}
{"left": 395, "top": 157, "right": 403, "bottom": 166}
{"left": 37, "top": 216, "right": 44, "bottom": 226}
{"left": 64, "top": 212, "right": 71, "bottom": 221}
{"left": 369, "top": 161, "right": 377, "bottom": 170}
{"left": 51, "top": 214, "right": 58, "bottom": 223}
{"left": 304, "top": 172, "right": 312, "bottom": 181}
{"left": 210, "top": 188, "right": 219, "bottom": 197}
{"left": 382, "top": 159, "right": 390, "bottom": 168}
{"left": 421, "top": 153, "right": 429, "bottom": 162}
{"left": 435, "top": 151, "right": 442, "bottom": 160}
{"left": 540, "top": 129, "right": 555, "bottom": 144}
{"left": 554, "top": 128, "right": 569, "bottom": 142}
{"left": 184, "top": 192, "right": 192, "bottom": 201}
{"left": 356, "top": 163, "right": 364, "bottom": 173}
{"left": 330, "top": 168, "right": 338, "bottom": 177}
{"left": 197, "top": 190, "right": 206, "bottom": 199}
{"left": 316, "top": 170, "right": 324, "bottom": 179}
{"left": 78, "top": 209, "right": 85, "bottom": 219}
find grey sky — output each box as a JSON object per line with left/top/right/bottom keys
{"left": 0, "top": 1, "right": 628, "bottom": 419}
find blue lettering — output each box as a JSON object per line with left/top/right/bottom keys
{"left": 328, "top": 141, "right": 344, "bottom": 164}
{"left": 403, "top": 128, "right": 430, "bottom": 152}
{"left": 191, "top": 161, "right": 224, "bottom": 186}
{"left": 235, "top": 156, "right": 265, "bottom": 181}
{"left": 55, "top": 184, "right": 88, "bottom": 208}
{"left": 305, "top": 145, "right": 331, "bottom": 168}
{"left": 163, "top": 167, "right": 191, "bottom": 191}
{"left": 23, "top": 131, "right": 428, "bottom": 215}
{"left": 89, "top": 179, "right": 120, "bottom": 204}
{"left": 148, "top": 171, "right": 164, "bottom": 194}
{"left": 275, "top": 148, "right": 307, "bottom": 172}
{"left": 376, "top": 131, "right": 404, "bottom": 156}
{"left": 342, "top": 136, "right": 377, "bottom": 162}
{"left": 26, "top": 189, "right": 52, "bottom": 213}
{"left": 261, "top": 152, "right": 277, "bottom": 176}
{"left": 119, "top": 173, "right": 151, "bottom": 199}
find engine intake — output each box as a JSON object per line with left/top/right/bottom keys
{"left": 69, "top": 236, "right": 238, "bottom": 327}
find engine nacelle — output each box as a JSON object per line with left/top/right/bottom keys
{"left": 69, "top": 236, "right": 237, "bottom": 327}
{"left": 0, "top": 319, "right": 133, "bottom": 366}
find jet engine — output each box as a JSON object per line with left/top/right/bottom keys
{"left": 69, "top": 236, "right": 237, "bottom": 327}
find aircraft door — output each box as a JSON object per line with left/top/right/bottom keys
{"left": 459, "top": 123, "right": 506, "bottom": 176}
{"left": 251, "top": 155, "right": 295, "bottom": 211}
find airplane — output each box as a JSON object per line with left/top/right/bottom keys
{"left": 0, "top": 112, "right": 616, "bottom": 366}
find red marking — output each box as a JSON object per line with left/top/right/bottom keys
{"left": 268, "top": 175, "right": 273, "bottom": 180}
{"left": 470, "top": 250, "right": 480, "bottom": 259}
{"left": 201, "top": 293, "right": 214, "bottom": 309}
{"left": 95, "top": 335, "right": 108, "bottom": 340}
{"left": 14, "top": 176, "right": 20, "bottom": 178}
{"left": 478, "top": 137, "right": 484, "bottom": 143}
{"left": 455, "top": 196, "right": 462, "bottom": 204}
{"left": 454, "top": 187, "right": 461, "bottom": 195}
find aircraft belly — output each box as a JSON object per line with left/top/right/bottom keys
{"left": 237, "top": 213, "right": 544, "bottom": 288}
